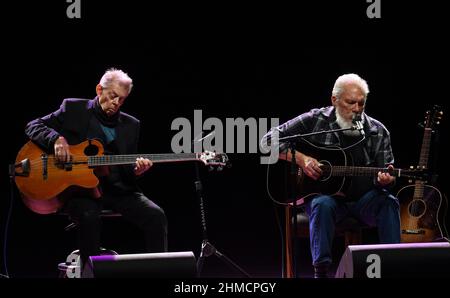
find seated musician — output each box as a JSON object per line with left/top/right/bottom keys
{"left": 24, "top": 68, "right": 168, "bottom": 270}
{"left": 263, "top": 73, "right": 400, "bottom": 278}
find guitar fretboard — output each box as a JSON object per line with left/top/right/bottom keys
{"left": 321, "top": 165, "right": 401, "bottom": 177}
{"left": 88, "top": 153, "right": 198, "bottom": 166}
{"left": 418, "top": 128, "right": 432, "bottom": 168}
{"left": 413, "top": 127, "right": 432, "bottom": 199}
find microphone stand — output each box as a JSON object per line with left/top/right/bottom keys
{"left": 192, "top": 133, "right": 251, "bottom": 277}
{"left": 289, "top": 141, "right": 299, "bottom": 277}
{"left": 277, "top": 125, "right": 362, "bottom": 143}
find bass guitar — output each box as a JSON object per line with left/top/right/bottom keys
{"left": 13, "top": 139, "right": 229, "bottom": 214}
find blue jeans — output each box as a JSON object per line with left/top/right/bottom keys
{"left": 304, "top": 188, "right": 400, "bottom": 266}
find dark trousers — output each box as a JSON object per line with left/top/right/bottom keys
{"left": 65, "top": 192, "right": 168, "bottom": 263}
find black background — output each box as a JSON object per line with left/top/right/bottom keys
{"left": 1, "top": 1, "right": 449, "bottom": 280}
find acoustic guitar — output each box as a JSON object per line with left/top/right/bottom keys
{"left": 397, "top": 106, "right": 447, "bottom": 242}
{"left": 268, "top": 142, "right": 427, "bottom": 205}
{"left": 13, "top": 139, "right": 229, "bottom": 214}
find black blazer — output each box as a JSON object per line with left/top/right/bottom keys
{"left": 25, "top": 97, "right": 141, "bottom": 191}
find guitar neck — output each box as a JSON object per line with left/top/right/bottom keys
{"left": 413, "top": 128, "right": 432, "bottom": 198}
{"left": 418, "top": 128, "right": 432, "bottom": 168}
{"left": 88, "top": 153, "right": 199, "bottom": 166}
{"left": 324, "top": 166, "right": 402, "bottom": 177}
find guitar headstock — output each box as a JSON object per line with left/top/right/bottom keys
{"left": 198, "top": 151, "right": 231, "bottom": 171}
{"left": 402, "top": 166, "right": 430, "bottom": 181}
{"left": 424, "top": 105, "right": 444, "bottom": 130}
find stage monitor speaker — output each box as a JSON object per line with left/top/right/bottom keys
{"left": 83, "top": 251, "right": 197, "bottom": 278}
{"left": 335, "top": 242, "right": 450, "bottom": 278}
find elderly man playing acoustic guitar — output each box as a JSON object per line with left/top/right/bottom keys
{"left": 264, "top": 73, "right": 400, "bottom": 278}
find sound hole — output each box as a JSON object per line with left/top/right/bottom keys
{"left": 408, "top": 199, "right": 426, "bottom": 217}
{"left": 319, "top": 160, "right": 332, "bottom": 181}
{"left": 84, "top": 143, "right": 99, "bottom": 156}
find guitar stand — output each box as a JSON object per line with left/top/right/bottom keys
{"left": 193, "top": 162, "right": 251, "bottom": 278}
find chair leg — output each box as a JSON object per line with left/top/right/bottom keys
{"left": 284, "top": 206, "right": 295, "bottom": 278}
{"left": 344, "top": 231, "right": 352, "bottom": 248}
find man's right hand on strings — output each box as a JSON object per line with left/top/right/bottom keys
{"left": 300, "top": 155, "right": 322, "bottom": 180}
{"left": 54, "top": 136, "right": 71, "bottom": 162}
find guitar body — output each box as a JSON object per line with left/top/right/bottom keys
{"left": 397, "top": 184, "right": 445, "bottom": 242}
{"left": 15, "top": 140, "right": 101, "bottom": 206}
{"left": 296, "top": 146, "right": 352, "bottom": 199}
{"left": 269, "top": 146, "right": 353, "bottom": 204}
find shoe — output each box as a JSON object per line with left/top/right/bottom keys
{"left": 314, "top": 264, "right": 330, "bottom": 278}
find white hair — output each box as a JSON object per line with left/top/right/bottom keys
{"left": 332, "top": 73, "right": 369, "bottom": 99}
{"left": 99, "top": 68, "right": 133, "bottom": 92}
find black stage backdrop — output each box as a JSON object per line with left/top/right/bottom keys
{"left": 1, "top": 1, "right": 449, "bottom": 280}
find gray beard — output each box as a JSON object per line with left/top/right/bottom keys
{"left": 335, "top": 108, "right": 362, "bottom": 137}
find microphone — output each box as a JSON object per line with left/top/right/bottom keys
{"left": 352, "top": 114, "right": 365, "bottom": 136}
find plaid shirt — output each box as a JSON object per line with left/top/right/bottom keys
{"left": 264, "top": 106, "right": 394, "bottom": 167}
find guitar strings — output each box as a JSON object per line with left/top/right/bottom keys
{"left": 27, "top": 152, "right": 199, "bottom": 163}
{"left": 24, "top": 155, "right": 202, "bottom": 172}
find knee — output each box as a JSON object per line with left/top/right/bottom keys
{"left": 310, "top": 196, "right": 336, "bottom": 213}
{"left": 378, "top": 192, "right": 400, "bottom": 210}
{"left": 75, "top": 209, "right": 101, "bottom": 226}
{"left": 143, "top": 205, "right": 168, "bottom": 230}
{"left": 383, "top": 194, "right": 400, "bottom": 214}
{"left": 154, "top": 206, "right": 168, "bottom": 229}
{"left": 370, "top": 192, "right": 400, "bottom": 219}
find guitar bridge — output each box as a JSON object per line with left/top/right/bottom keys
{"left": 402, "top": 229, "right": 425, "bottom": 235}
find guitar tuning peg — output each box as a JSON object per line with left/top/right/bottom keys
{"left": 410, "top": 166, "right": 414, "bottom": 169}
{"left": 408, "top": 179, "right": 412, "bottom": 183}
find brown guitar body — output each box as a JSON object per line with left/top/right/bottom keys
{"left": 398, "top": 184, "right": 444, "bottom": 242}
{"left": 15, "top": 140, "right": 102, "bottom": 213}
